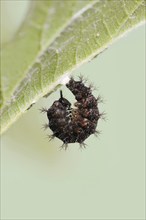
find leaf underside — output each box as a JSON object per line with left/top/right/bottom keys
{"left": 0, "top": 0, "right": 145, "bottom": 134}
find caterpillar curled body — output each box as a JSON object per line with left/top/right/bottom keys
{"left": 41, "top": 77, "right": 103, "bottom": 148}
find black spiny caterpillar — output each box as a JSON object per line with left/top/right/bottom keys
{"left": 41, "top": 77, "right": 104, "bottom": 149}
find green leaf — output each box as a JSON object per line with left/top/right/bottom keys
{"left": 0, "top": 0, "right": 145, "bottom": 134}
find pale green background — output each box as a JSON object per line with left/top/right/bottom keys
{"left": 1, "top": 2, "right": 145, "bottom": 220}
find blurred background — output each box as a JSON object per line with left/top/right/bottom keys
{"left": 1, "top": 1, "right": 145, "bottom": 220}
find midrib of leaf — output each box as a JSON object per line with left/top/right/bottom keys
{"left": 0, "top": 0, "right": 145, "bottom": 134}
